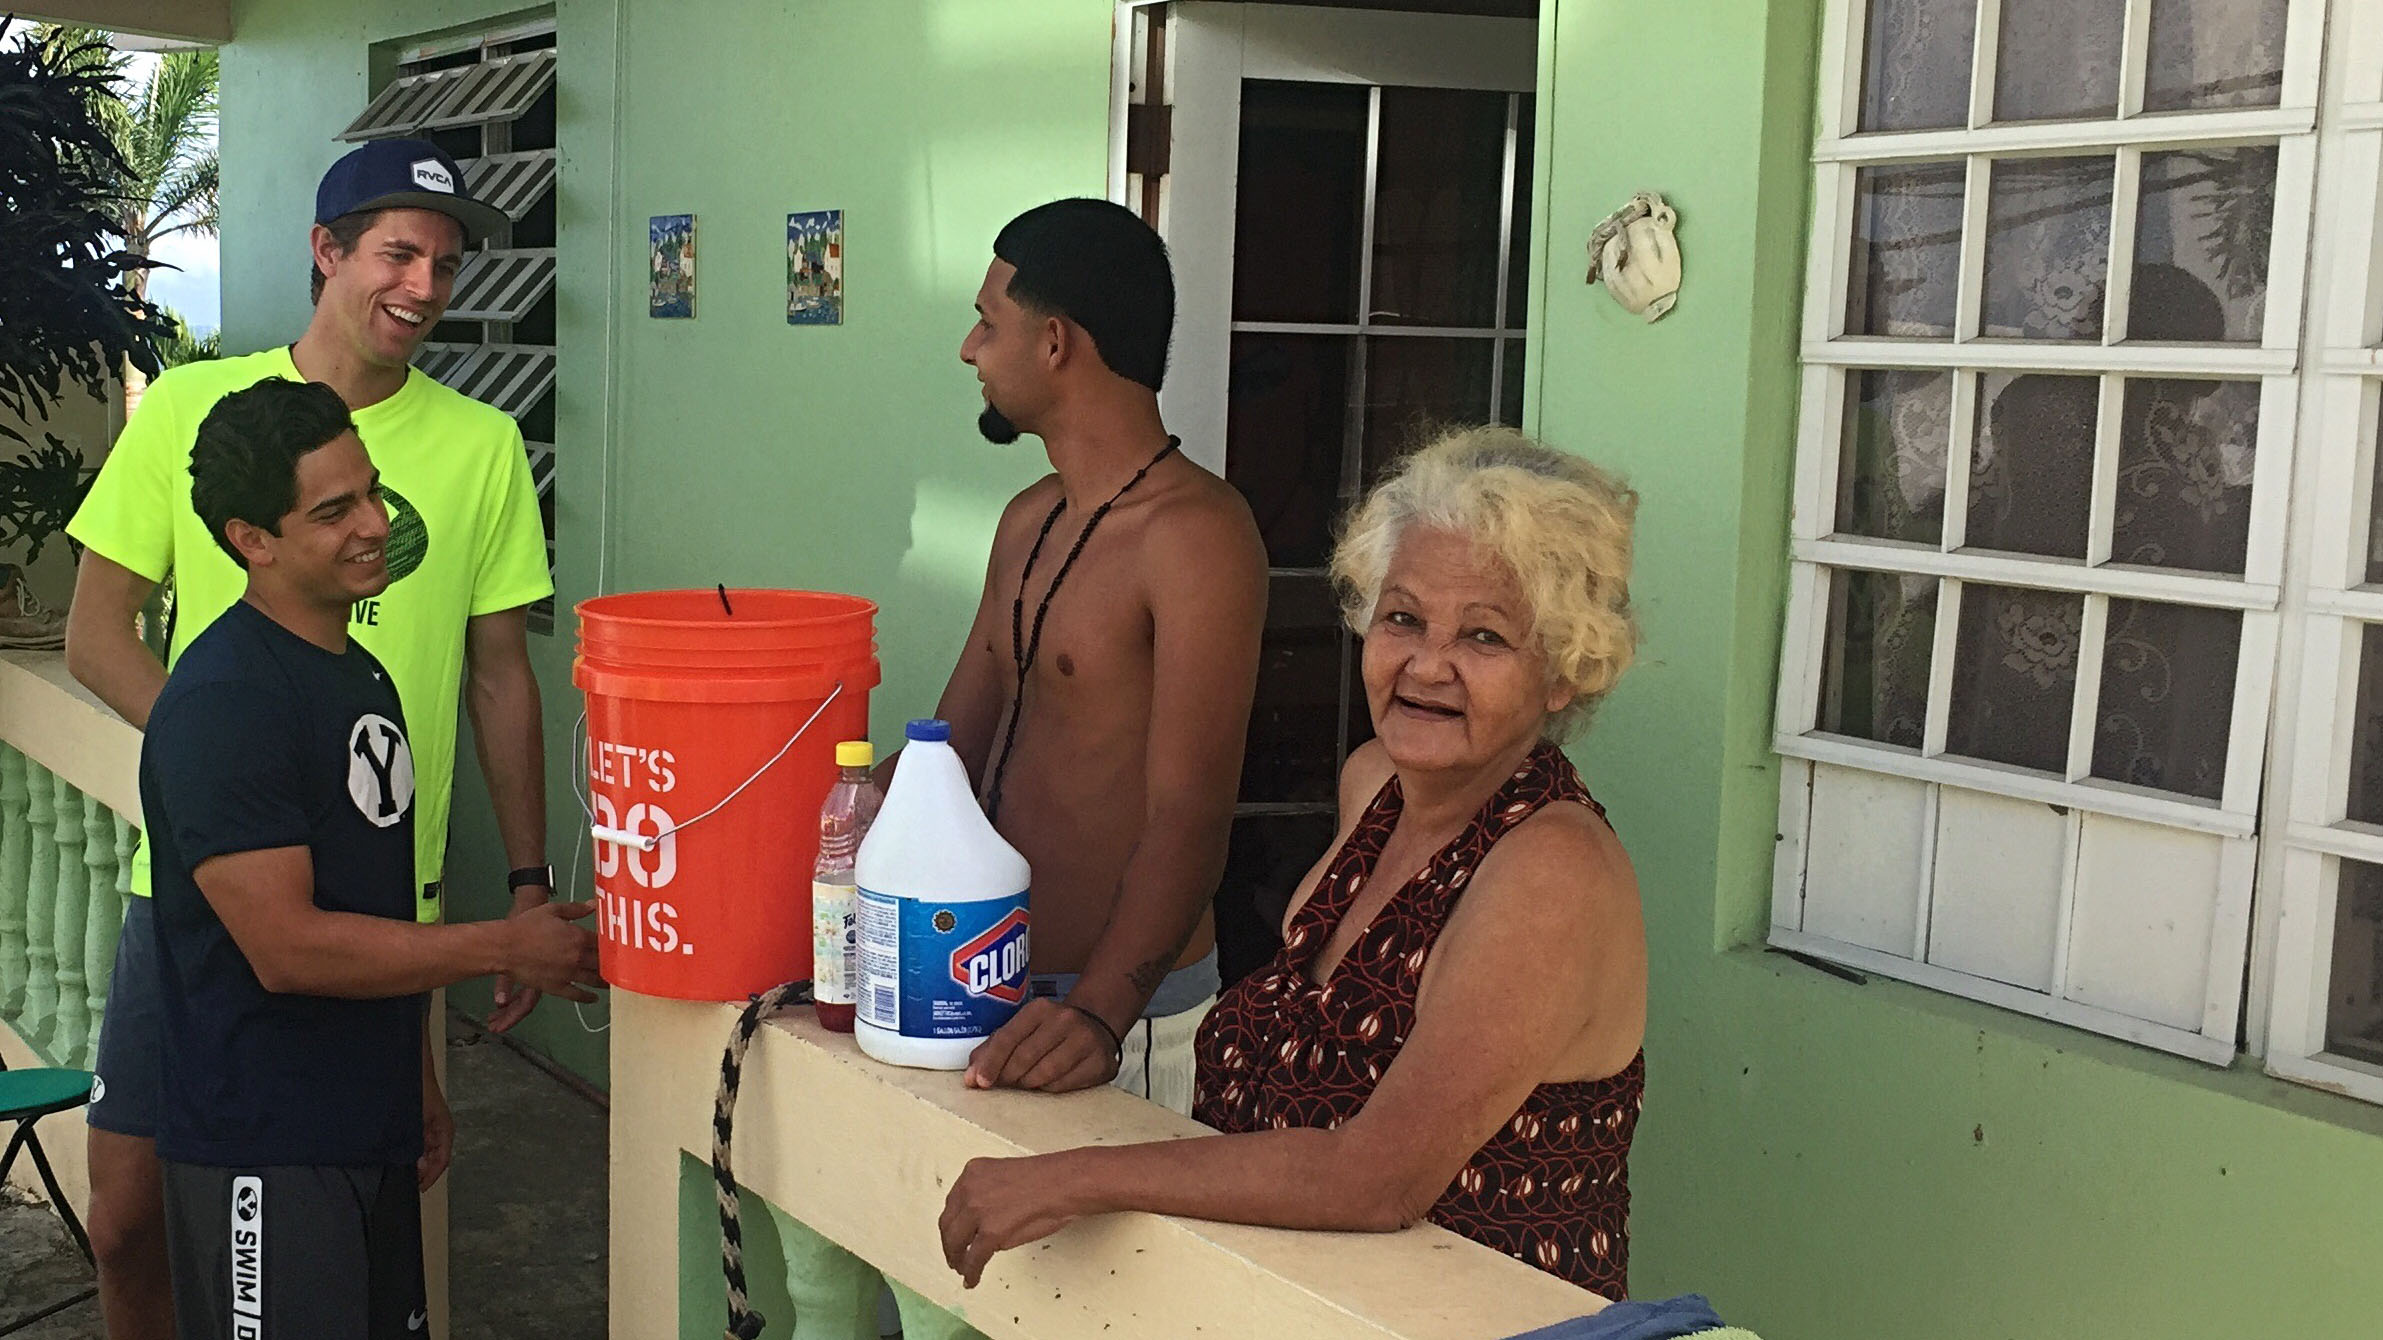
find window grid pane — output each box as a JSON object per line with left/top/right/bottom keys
{"left": 2131, "top": 146, "right": 2280, "bottom": 345}
{"left": 1946, "top": 583, "right": 2084, "bottom": 774}
{"left": 2144, "top": 0, "right": 2289, "bottom": 115}
{"left": 1858, "top": 0, "right": 1977, "bottom": 133}
{"left": 1838, "top": 370, "right": 1953, "bottom": 543}
{"left": 1819, "top": 570, "right": 1938, "bottom": 748}
{"left": 1847, "top": 162, "right": 1965, "bottom": 339}
{"left": 2091, "top": 599, "right": 2242, "bottom": 800}
{"left": 1981, "top": 156, "right": 2116, "bottom": 342}
{"left": 2346, "top": 622, "right": 2383, "bottom": 827}
{"left": 1993, "top": 0, "right": 2124, "bottom": 124}
{"left": 2327, "top": 859, "right": 2383, "bottom": 1067}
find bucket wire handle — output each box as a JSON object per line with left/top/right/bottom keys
{"left": 584, "top": 680, "right": 846, "bottom": 853}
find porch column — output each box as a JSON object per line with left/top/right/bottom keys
{"left": 49, "top": 777, "right": 92, "bottom": 1066}
{"left": 22, "top": 766, "right": 58, "bottom": 1048}
{"left": 0, "top": 749, "right": 28, "bottom": 1015}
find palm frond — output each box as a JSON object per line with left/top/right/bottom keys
{"left": 130, "top": 48, "right": 217, "bottom": 184}
{"left": 145, "top": 155, "right": 219, "bottom": 241}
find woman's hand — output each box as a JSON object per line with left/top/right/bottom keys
{"left": 938, "top": 1154, "right": 1089, "bottom": 1287}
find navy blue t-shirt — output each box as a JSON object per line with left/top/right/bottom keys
{"left": 142, "top": 600, "right": 423, "bottom": 1168}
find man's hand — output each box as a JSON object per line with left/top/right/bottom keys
{"left": 419, "top": 1055, "right": 454, "bottom": 1191}
{"left": 497, "top": 901, "right": 604, "bottom": 1003}
{"left": 939, "top": 1154, "right": 1083, "bottom": 1288}
{"left": 487, "top": 881, "right": 553, "bottom": 1033}
{"left": 963, "top": 998, "right": 1120, "bottom": 1094}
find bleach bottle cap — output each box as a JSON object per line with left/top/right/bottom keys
{"left": 905, "top": 718, "right": 952, "bottom": 743}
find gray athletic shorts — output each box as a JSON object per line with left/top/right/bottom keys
{"left": 162, "top": 1161, "right": 426, "bottom": 1340}
{"left": 88, "top": 895, "right": 163, "bottom": 1138}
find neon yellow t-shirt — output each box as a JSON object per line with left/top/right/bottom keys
{"left": 67, "top": 346, "right": 554, "bottom": 922}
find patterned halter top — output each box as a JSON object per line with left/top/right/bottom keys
{"left": 1192, "top": 742, "right": 1645, "bottom": 1298}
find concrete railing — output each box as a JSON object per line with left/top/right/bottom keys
{"left": 0, "top": 649, "right": 142, "bottom": 1219}
{"left": 612, "top": 992, "right": 1609, "bottom": 1340}
{"left": 0, "top": 650, "right": 143, "bottom": 1073}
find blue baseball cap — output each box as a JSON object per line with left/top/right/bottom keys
{"left": 315, "top": 138, "right": 508, "bottom": 245}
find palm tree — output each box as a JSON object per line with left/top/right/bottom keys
{"left": 38, "top": 26, "right": 219, "bottom": 410}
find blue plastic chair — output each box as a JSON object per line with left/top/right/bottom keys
{"left": 0, "top": 1059, "right": 97, "bottom": 1335}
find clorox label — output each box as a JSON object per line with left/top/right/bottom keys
{"left": 857, "top": 887, "right": 1029, "bottom": 1038}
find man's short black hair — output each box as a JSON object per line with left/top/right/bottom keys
{"left": 190, "top": 380, "right": 356, "bottom": 567}
{"left": 994, "top": 199, "right": 1174, "bottom": 392}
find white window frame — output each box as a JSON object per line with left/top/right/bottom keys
{"left": 2260, "top": 0, "right": 2383, "bottom": 1106}
{"left": 1772, "top": 0, "right": 2327, "bottom": 1065}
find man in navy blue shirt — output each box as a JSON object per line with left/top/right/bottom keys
{"left": 140, "top": 379, "right": 601, "bottom": 1339}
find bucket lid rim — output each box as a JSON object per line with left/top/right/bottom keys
{"left": 575, "top": 589, "right": 879, "bottom": 631}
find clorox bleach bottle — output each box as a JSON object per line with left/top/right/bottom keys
{"left": 853, "top": 719, "right": 1031, "bottom": 1070}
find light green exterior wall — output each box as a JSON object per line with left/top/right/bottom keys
{"left": 213, "top": 1, "right": 2383, "bottom": 1336}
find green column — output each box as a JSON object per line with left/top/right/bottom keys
{"left": 114, "top": 818, "right": 137, "bottom": 918}
{"left": 762, "top": 1201, "right": 882, "bottom": 1340}
{"left": 82, "top": 793, "right": 123, "bottom": 1068}
{"left": 21, "top": 766, "right": 58, "bottom": 1049}
{"left": 0, "top": 748, "right": 29, "bottom": 1017}
{"left": 49, "top": 777, "right": 91, "bottom": 1067}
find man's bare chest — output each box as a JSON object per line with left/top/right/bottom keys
{"left": 991, "top": 538, "right": 1155, "bottom": 701}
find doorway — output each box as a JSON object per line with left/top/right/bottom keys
{"left": 1115, "top": 2, "right": 1541, "bottom": 980}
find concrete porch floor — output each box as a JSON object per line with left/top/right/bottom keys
{"left": 0, "top": 1010, "right": 607, "bottom": 1338}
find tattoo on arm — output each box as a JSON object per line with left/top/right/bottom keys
{"left": 1127, "top": 953, "right": 1175, "bottom": 997}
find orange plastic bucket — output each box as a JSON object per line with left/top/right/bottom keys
{"left": 573, "top": 589, "right": 879, "bottom": 1000}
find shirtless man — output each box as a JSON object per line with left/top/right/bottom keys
{"left": 940, "top": 198, "right": 1267, "bottom": 1107}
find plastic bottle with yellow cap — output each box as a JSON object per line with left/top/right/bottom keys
{"left": 811, "top": 738, "right": 882, "bottom": 1032}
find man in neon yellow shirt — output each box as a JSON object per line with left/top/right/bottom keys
{"left": 63, "top": 138, "right": 556, "bottom": 1340}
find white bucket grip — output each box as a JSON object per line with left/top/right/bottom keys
{"left": 579, "top": 681, "right": 846, "bottom": 855}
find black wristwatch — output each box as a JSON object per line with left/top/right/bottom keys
{"left": 507, "top": 864, "right": 555, "bottom": 892}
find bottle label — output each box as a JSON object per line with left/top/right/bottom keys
{"left": 856, "top": 887, "right": 1030, "bottom": 1039}
{"left": 812, "top": 880, "right": 857, "bottom": 1006}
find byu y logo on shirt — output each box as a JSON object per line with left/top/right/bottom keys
{"left": 347, "top": 714, "right": 416, "bottom": 828}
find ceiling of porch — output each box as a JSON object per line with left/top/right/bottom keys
{"left": 14, "top": 0, "right": 228, "bottom": 44}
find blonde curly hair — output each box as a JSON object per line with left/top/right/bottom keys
{"left": 1330, "top": 425, "right": 1640, "bottom": 741}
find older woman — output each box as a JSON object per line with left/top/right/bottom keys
{"left": 940, "top": 425, "right": 1647, "bottom": 1297}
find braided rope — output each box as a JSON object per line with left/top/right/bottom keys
{"left": 716, "top": 980, "right": 810, "bottom": 1340}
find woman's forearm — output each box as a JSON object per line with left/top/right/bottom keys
{"left": 1059, "top": 1127, "right": 1421, "bottom": 1234}
{"left": 944, "top": 1111, "right": 1452, "bottom": 1285}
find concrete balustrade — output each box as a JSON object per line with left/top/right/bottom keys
{"left": 613, "top": 992, "right": 1608, "bottom": 1340}
{"left": 0, "top": 651, "right": 145, "bottom": 1069}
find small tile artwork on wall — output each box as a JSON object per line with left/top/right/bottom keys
{"left": 787, "top": 209, "right": 844, "bottom": 326}
{"left": 649, "top": 214, "right": 696, "bottom": 318}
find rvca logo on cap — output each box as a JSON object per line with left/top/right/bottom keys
{"left": 348, "top": 714, "right": 416, "bottom": 828}
{"left": 410, "top": 158, "right": 455, "bottom": 193}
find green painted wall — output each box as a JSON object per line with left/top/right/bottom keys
{"left": 1526, "top": 2, "right": 2383, "bottom": 1337}
{"left": 220, "top": 0, "right": 1113, "bottom": 1082}
{"left": 214, "top": 0, "right": 2383, "bottom": 1335}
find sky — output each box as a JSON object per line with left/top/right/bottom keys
{"left": 119, "top": 48, "right": 222, "bottom": 337}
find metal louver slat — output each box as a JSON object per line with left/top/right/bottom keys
{"left": 336, "top": 67, "right": 473, "bottom": 142}
{"left": 418, "top": 49, "right": 556, "bottom": 131}
{"left": 443, "top": 346, "right": 556, "bottom": 420}
{"left": 462, "top": 150, "right": 557, "bottom": 220}
{"left": 444, "top": 249, "right": 557, "bottom": 322}
{"left": 526, "top": 442, "right": 556, "bottom": 499}
{"left": 413, "top": 343, "right": 476, "bottom": 381}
